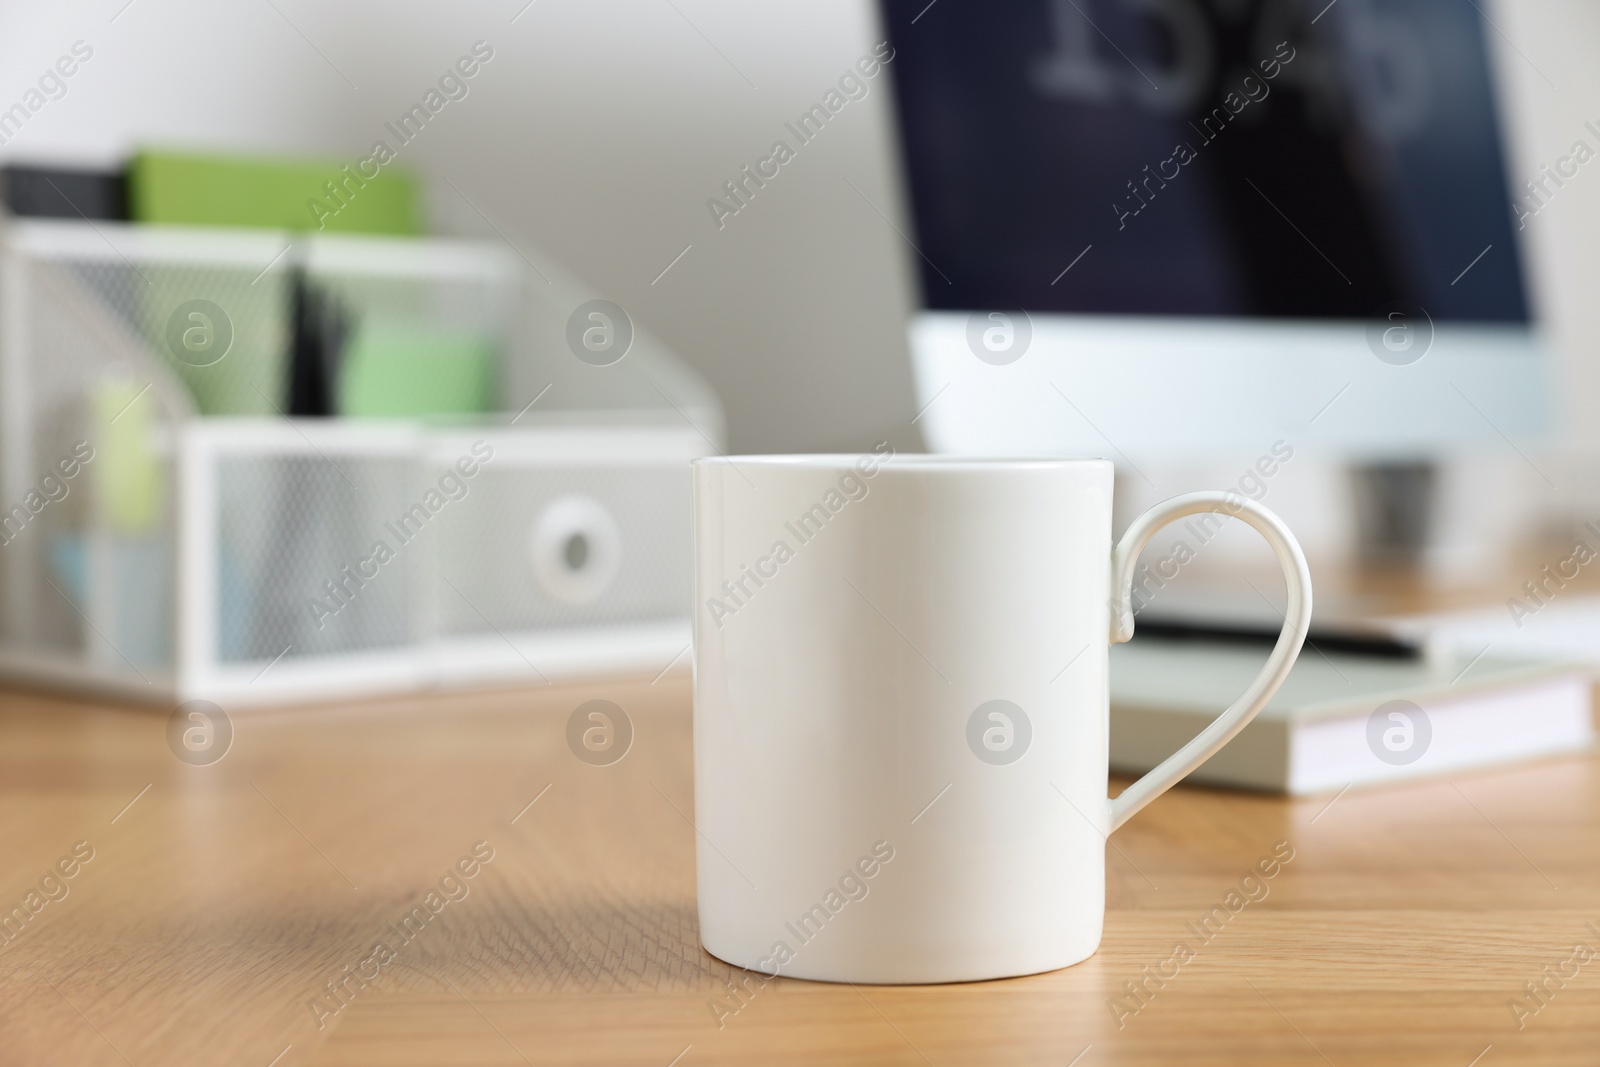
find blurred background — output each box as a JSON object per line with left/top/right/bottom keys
{"left": 4, "top": 0, "right": 1598, "bottom": 567}
{"left": 5, "top": 0, "right": 1600, "bottom": 705}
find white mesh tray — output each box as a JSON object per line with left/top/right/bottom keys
{"left": 0, "top": 217, "right": 716, "bottom": 705}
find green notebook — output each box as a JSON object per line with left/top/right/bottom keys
{"left": 128, "top": 149, "right": 421, "bottom": 235}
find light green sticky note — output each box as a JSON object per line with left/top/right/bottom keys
{"left": 338, "top": 326, "right": 495, "bottom": 417}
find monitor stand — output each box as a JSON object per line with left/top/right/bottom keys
{"left": 1348, "top": 461, "right": 1438, "bottom": 571}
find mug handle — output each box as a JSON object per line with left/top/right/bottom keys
{"left": 1105, "top": 492, "right": 1313, "bottom": 833}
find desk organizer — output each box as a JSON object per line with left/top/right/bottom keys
{"left": 0, "top": 218, "right": 718, "bottom": 705}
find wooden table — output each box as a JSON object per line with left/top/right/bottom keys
{"left": 1, "top": 672, "right": 1597, "bottom": 1066}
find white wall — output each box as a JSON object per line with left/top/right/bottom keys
{"left": 1497, "top": 0, "right": 1600, "bottom": 458}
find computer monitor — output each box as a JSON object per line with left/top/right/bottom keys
{"left": 879, "top": 0, "right": 1549, "bottom": 461}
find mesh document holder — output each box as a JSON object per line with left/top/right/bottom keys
{"left": 0, "top": 217, "right": 718, "bottom": 706}
{"left": 0, "top": 253, "right": 190, "bottom": 692}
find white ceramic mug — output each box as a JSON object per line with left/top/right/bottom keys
{"left": 693, "top": 453, "right": 1311, "bottom": 984}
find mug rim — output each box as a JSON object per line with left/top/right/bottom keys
{"left": 693, "top": 454, "right": 1114, "bottom": 469}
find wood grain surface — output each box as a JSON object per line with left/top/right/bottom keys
{"left": 0, "top": 670, "right": 1596, "bottom": 1066}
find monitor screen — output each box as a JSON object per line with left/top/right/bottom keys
{"left": 879, "top": 0, "right": 1530, "bottom": 322}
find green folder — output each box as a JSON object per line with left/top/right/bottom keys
{"left": 128, "top": 149, "right": 421, "bottom": 235}
{"left": 144, "top": 267, "right": 287, "bottom": 415}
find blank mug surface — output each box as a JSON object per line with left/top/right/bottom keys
{"left": 693, "top": 455, "right": 1116, "bottom": 984}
